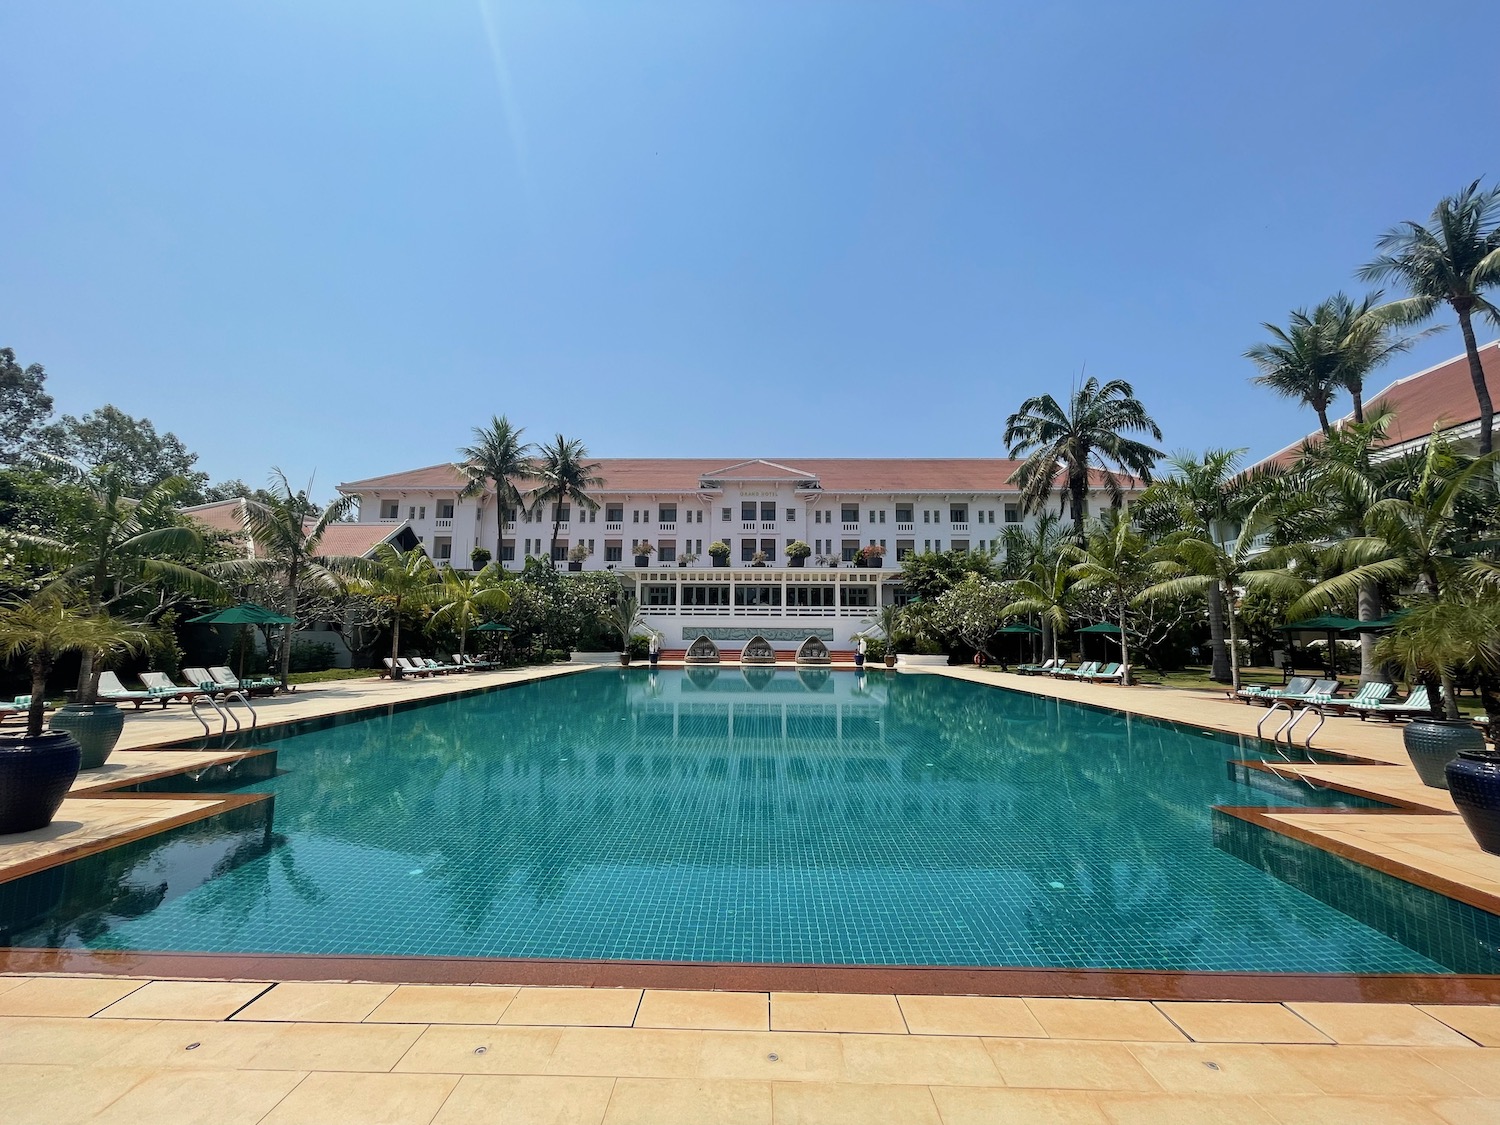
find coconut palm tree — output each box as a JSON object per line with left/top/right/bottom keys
{"left": 13, "top": 467, "right": 214, "bottom": 703}
{"left": 225, "top": 470, "right": 362, "bottom": 688}
{"left": 1360, "top": 179, "right": 1500, "bottom": 455}
{"left": 428, "top": 565, "right": 511, "bottom": 659}
{"left": 528, "top": 435, "right": 603, "bottom": 565}
{"left": 0, "top": 596, "right": 150, "bottom": 737}
{"left": 457, "top": 416, "right": 533, "bottom": 570}
{"left": 1066, "top": 512, "right": 1156, "bottom": 685}
{"left": 1000, "top": 554, "right": 1075, "bottom": 667}
{"left": 351, "top": 544, "right": 441, "bottom": 667}
{"left": 1004, "top": 377, "right": 1163, "bottom": 541}
{"left": 1374, "top": 591, "right": 1500, "bottom": 721}
{"left": 1245, "top": 307, "right": 1343, "bottom": 435}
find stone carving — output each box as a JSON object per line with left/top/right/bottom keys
{"left": 795, "top": 636, "right": 831, "bottom": 665}
{"left": 687, "top": 627, "right": 834, "bottom": 642}
{"left": 740, "top": 635, "right": 777, "bottom": 664}
{"left": 685, "top": 635, "right": 720, "bottom": 664}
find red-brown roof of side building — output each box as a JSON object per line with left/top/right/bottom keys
{"left": 340, "top": 458, "right": 1143, "bottom": 494}
{"left": 317, "top": 522, "right": 410, "bottom": 558}
{"left": 1256, "top": 340, "right": 1500, "bottom": 469}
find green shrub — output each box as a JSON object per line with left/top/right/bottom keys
{"left": 544, "top": 648, "right": 570, "bottom": 663}
{"left": 288, "top": 641, "right": 337, "bottom": 672}
{"left": 626, "top": 634, "right": 650, "bottom": 659}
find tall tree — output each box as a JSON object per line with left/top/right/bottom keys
{"left": 1000, "top": 553, "right": 1075, "bottom": 667}
{"left": 1245, "top": 306, "right": 1343, "bottom": 435}
{"left": 1066, "top": 511, "right": 1155, "bottom": 686}
{"left": 1360, "top": 179, "right": 1500, "bottom": 455}
{"left": 1004, "top": 377, "right": 1162, "bottom": 541}
{"left": 351, "top": 544, "right": 441, "bottom": 667}
{"left": 42, "top": 405, "right": 210, "bottom": 500}
{"left": 226, "top": 470, "right": 361, "bottom": 688}
{"left": 0, "top": 348, "right": 54, "bottom": 464}
{"left": 528, "top": 435, "right": 604, "bottom": 565}
{"left": 428, "top": 565, "right": 511, "bottom": 660}
{"left": 457, "top": 416, "right": 532, "bottom": 570}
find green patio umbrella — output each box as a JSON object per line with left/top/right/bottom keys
{"left": 997, "top": 624, "right": 1042, "bottom": 634}
{"left": 1077, "top": 622, "right": 1122, "bottom": 634}
{"left": 1279, "top": 615, "right": 1364, "bottom": 675}
{"left": 1349, "top": 610, "right": 1410, "bottom": 632}
{"left": 472, "top": 621, "right": 514, "bottom": 632}
{"left": 997, "top": 622, "right": 1042, "bottom": 667}
{"left": 188, "top": 603, "right": 297, "bottom": 680}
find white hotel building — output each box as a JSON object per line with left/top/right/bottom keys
{"left": 338, "top": 458, "right": 1138, "bottom": 652}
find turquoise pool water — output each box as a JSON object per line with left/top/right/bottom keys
{"left": 47, "top": 669, "right": 1471, "bottom": 970}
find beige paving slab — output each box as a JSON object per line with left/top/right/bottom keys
{"left": 602, "top": 1077, "right": 772, "bottom": 1125}
{"left": 771, "top": 1080, "right": 942, "bottom": 1124}
{"left": 1419, "top": 1047, "right": 1500, "bottom": 1096}
{"left": 1286, "top": 1002, "right": 1476, "bottom": 1047}
{"left": 696, "top": 1030, "right": 847, "bottom": 1084}
{"left": 0, "top": 976, "right": 30, "bottom": 998}
{"left": 232, "top": 980, "right": 397, "bottom": 1023}
{"left": 108, "top": 1016, "right": 423, "bottom": 1072}
{"left": 982, "top": 1039, "right": 1161, "bottom": 1092}
{"left": 501, "top": 988, "right": 642, "bottom": 1028}
{"left": 0, "top": 1063, "right": 152, "bottom": 1125}
{"left": 430, "top": 1073, "right": 615, "bottom": 1125}
{"left": 932, "top": 1085, "right": 1110, "bottom": 1124}
{"left": 771, "top": 991, "right": 907, "bottom": 1034}
{"left": 366, "top": 984, "right": 519, "bottom": 1025}
{"left": 94, "top": 979, "right": 270, "bottom": 1021}
{"left": 394, "top": 1024, "right": 566, "bottom": 1075}
{"left": 1025, "top": 998, "right": 1187, "bottom": 1042}
{"left": 1153, "top": 1002, "right": 1331, "bottom": 1044}
{"left": 545, "top": 1026, "right": 704, "bottom": 1079}
{"left": 260, "top": 1070, "right": 460, "bottom": 1125}
{"left": 1420, "top": 1005, "right": 1500, "bottom": 1047}
{"left": 91, "top": 1066, "right": 307, "bottom": 1125}
{"left": 1124, "top": 1043, "right": 1322, "bottom": 1095}
{"left": 69, "top": 748, "right": 249, "bottom": 792}
{"left": 1428, "top": 1096, "right": 1500, "bottom": 1124}
{"left": 897, "top": 994, "right": 1047, "bottom": 1038}
{"left": 634, "top": 989, "right": 768, "bottom": 1031}
{"left": 1272, "top": 1043, "right": 1469, "bottom": 1096}
{"left": 1253, "top": 1094, "right": 1453, "bottom": 1125}
{"left": 0, "top": 975, "right": 145, "bottom": 1018}
{"left": 837, "top": 1032, "right": 1002, "bottom": 1087}
{"left": 0, "top": 1014, "right": 154, "bottom": 1066}
{"left": 1096, "top": 1091, "right": 1280, "bottom": 1124}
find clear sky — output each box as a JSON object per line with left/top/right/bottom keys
{"left": 2, "top": 1, "right": 1491, "bottom": 498}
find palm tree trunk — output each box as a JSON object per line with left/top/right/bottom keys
{"left": 1207, "top": 584, "right": 1230, "bottom": 682}
{"left": 495, "top": 484, "right": 507, "bottom": 572}
{"left": 1457, "top": 308, "right": 1494, "bottom": 457}
{"left": 1357, "top": 581, "right": 1386, "bottom": 684}
{"left": 1315, "top": 406, "right": 1331, "bottom": 436}
{"left": 280, "top": 584, "right": 298, "bottom": 688}
{"left": 76, "top": 650, "right": 96, "bottom": 705}
{"left": 551, "top": 499, "right": 563, "bottom": 569}
{"left": 390, "top": 601, "right": 402, "bottom": 664}
{"left": 1223, "top": 580, "right": 1242, "bottom": 693}
{"left": 26, "top": 657, "right": 49, "bottom": 739}
{"left": 1117, "top": 599, "right": 1132, "bottom": 687}
{"left": 1440, "top": 668, "right": 1462, "bottom": 721}
{"left": 1070, "top": 483, "right": 1086, "bottom": 541}
{"left": 1350, "top": 387, "right": 1365, "bottom": 425}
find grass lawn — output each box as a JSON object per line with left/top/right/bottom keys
{"left": 286, "top": 668, "right": 384, "bottom": 685}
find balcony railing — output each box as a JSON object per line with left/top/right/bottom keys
{"left": 895, "top": 522, "right": 913, "bottom": 532}
{"left": 605, "top": 521, "right": 622, "bottom": 531}
{"left": 434, "top": 518, "right": 453, "bottom": 529}
{"left": 951, "top": 521, "right": 969, "bottom": 532}
{"left": 842, "top": 522, "right": 860, "bottom": 532}
{"left": 378, "top": 517, "right": 400, "bottom": 524}
{"left": 659, "top": 522, "right": 676, "bottom": 531}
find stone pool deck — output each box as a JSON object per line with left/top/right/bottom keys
{"left": 2, "top": 976, "right": 1499, "bottom": 1123}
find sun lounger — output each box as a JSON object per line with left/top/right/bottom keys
{"left": 1256, "top": 678, "right": 1343, "bottom": 743}
{"left": 1316, "top": 681, "right": 1395, "bottom": 714}
{"left": 420, "top": 658, "right": 460, "bottom": 674}
{"left": 0, "top": 696, "right": 46, "bottom": 725}
{"left": 1237, "top": 676, "right": 1315, "bottom": 705}
{"left": 137, "top": 671, "right": 206, "bottom": 702}
{"left": 397, "top": 657, "right": 435, "bottom": 677}
{"left": 182, "top": 667, "right": 229, "bottom": 697}
{"left": 1056, "top": 661, "right": 1100, "bottom": 680}
{"left": 1080, "top": 662, "right": 1122, "bottom": 683}
{"left": 1014, "top": 658, "right": 1059, "bottom": 676}
{"left": 454, "top": 654, "right": 494, "bottom": 670}
{"left": 97, "top": 670, "right": 169, "bottom": 710}
{"left": 209, "top": 667, "right": 281, "bottom": 695}
{"left": 1352, "top": 685, "right": 1432, "bottom": 722}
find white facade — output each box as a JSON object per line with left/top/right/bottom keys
{"left": 339, "top": 457, "right": 1138, "bottom": 651}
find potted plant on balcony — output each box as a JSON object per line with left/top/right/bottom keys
{"left": 0, "top": 594, "right": 128, "bottom": 833}
{"left": 858, "top": 544, "right": 886, "bottom": 569}
{"left": 678, "top": 552, "right": 699, "bottom": 568}
{"left": 751, "top": 551, "right": 768, "bottom": 568}
{"left": 470, "top": 546, "right": 492, "bottom": 571}
{"left": 786, "top": 541, "right": 811, "bottom": 568}
{"left": 824, "top": 554, "right": 839, "bottom": 569}
{"left": 709, "top": 541, "right": 731, "bottom": 568}
{"left": 632, "top": 541, "right": 654, "bottom": 568}
{"left": 567, "top": 543, "right": 589, "bottom": 572}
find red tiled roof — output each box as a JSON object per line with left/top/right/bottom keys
{"left": 317, "top": 522, "right": 408, "bottom": 558}
{"left": 340, "top": 459, "right": 1141, "bottom": 495}
{"left": 179, "top": 498, "right": 247, "bottom": 535}
{"left": 1257, "top": 340, "right": 1500, "bottom": 469}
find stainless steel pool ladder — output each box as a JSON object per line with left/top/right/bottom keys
{"left": 1255, "top": 698, "right": 1329, "bottom": 748}
{"left": 188, "top": 690, "right": 258, "bottom": 744}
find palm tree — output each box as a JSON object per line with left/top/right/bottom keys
{"left": 528, "top": 435, "right": 603, "bottom": 566}
{"left": 1360, "top": 179, "right": 1500, "bottom": 455}
{"left": 352, "top": 544, "right": 441, "bottom": 667}
{"left": 428, "top": 565, "right": 511, "bottom": 660}
{"left": 457, "top": 416, "right": 533, "bottom": 570}
{"left": 1245, "top": 307, "right": 1342, "bottom": 435}
{"left": 1004, "top": 377, "right": 1163, "bottom": 541}
{"left": 600, "top": 589, "right": 647, "bottom": 654}
{"left": 1374, "top": 592, "right": 1500, "bottom": 721}
{"left": 0, "top": 596, "right": 150, "bottom": 737}
{"left": 13, "top": 467, "right": 214, "bottom": 702}
{"left": 1066, "top": 512, "right": 1155, "bottom": 685}
{"left": 1000, "top": 554, "right": 1075, "bottom": 667}
{"left": 226, "top": 470, "right": 362, "bottom": 688}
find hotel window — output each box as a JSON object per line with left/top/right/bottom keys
{"left": 553, "top": 504, "right": 570, "bottom": 523}
{"left": 605, "top": 543, "right": 623, "bottom": 562}
{"left": 658, "top": 541, "right": 676, "bottom": 562}
{"left": 501, "top": 542, "right": 515, "bottom": 561}
{"left": 682, "top": 584, "right": 730, "bottom": 606}
{"left": 934, "top": 539, "right": 942, "bottom": 552}
{"left": 551, "top": 541, "right": 567, "bottom": 562}
{"left": 644, "top": 585, "right": 676, "bottom": 607}
{"left": 952, "top": 539, "right": 969, "bottom": 553}
{"left": 659, "top": 504, "right": 677, "bottom": 523}
{"left": 924, "top": 539, "right": 931, "bottom": 551}
{"left": 841, "top": 505, "right": 859, "bottom": 523}
{"left": 896, "top": 540, "right": 915, "bottom": 560}
{"left": 632, "top": 510, "right": 639, "bottom": 523}
{"left": 895, "top": 505, "right": 913, "bottom": 523}
{"left": 606, "top": 505, "right": 623, "bottom": 522}
{"left": 742, "top": 502, "right": 757, "bottom": 521}
{"left": 868, "top": 510, "right": 875, "bottom": 523}
{"left": 438, "top": 501, "right": 454, "bottom": 519}
{"left": 1005, "top": 505, "right": 1020, "bottom": 523}
{"left": 760, "top": 538, "right": 776, "bottom": 561}
{"left": 722, "top": 507, "right": 732, "bottom": 521}
{"left": 923, "top": 509, "right": 930, "bottom": 523}
{"left": 733, "top": 585, "right": 782, "bottom": 607}
{"left": 433, "top": 538, "right": 452, "bottom": 560}
{"left": 814, "top": 510, "right": 822, "bottom": 524}
{"left": 787, "top": 585, "right": 835, "bottom": 607}
{"left": 408, "top": 506, "right": 416, "bottom": 519}
{"left": 785, "top": 508, "right": 796, "bottom": 521}
{"left": 380, "top": 501, "right": 399, "bottom": 519}
{"left": 841, "top": 539, "right": 859, "bottom": 562}
{"left": 879, "top": 510, "right": 886, "bottom": 523}
{"left": 418, "top": 506, "right": 426, "bottom": 520}
{"left": 839, "top": 586, "right": 873, "bottom": 608}
{"left": 951, "top": 505, "right": 967, "bottom": 523}
{"left": 761, "top": 502, "right": 776, "bottom": 522}
{"left": 741, "top": 538, "right": 757, "bottom": 562}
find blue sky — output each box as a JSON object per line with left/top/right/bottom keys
{"left": 2, "top": 1, "right": 1491, "bottom": 497}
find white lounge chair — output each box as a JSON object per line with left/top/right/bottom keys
{"left": 97, "top": 670, "right": 168, "bottom": 710}
{"left": 138, "top": 671, "right": 204, "bottom": 702}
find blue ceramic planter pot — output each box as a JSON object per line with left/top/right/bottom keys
{"left": 1447, "top": 750, "right": 1500, "bottom": 855}
{"left": 1404, "top": 717, "right": 1484, "bottom": 789}
{"left": 48, "top": 703, "right": 125, "bottom": 769}
{"left": 0, "top": 730, "right": 82, "bottom": 834}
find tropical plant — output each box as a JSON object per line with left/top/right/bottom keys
{"left": 528, "top": 435, "right": 603, "bottom": 564}
{"left": 1375, "top": 591, "right": 1500, "bottom": 720}
{"left": 223, "top": 469, "right": 361, "bottom": 687}
{"left": 0, "top": 596, "right": 149, "bottom": 737}
{"left": 1066, "top": 512, "right": 1156, "bottom": 685}
{"left": 1000, "top": 553, "right": 1076, "bottom": 666}
{"left": 1004, "top": 377, "right": 1163, "bottom": 540}
{"left": 457, "top": 415, "right": 532, "bottom": 568}
{"left": 931, "top": 574, "right": 1010, "bottom": 660}
{"left": 350, "top": 544, "right": 441, "bottom": 666}
{"left": 1361, "top": 179, "right": 1500, "bottom": 454}
{"left": 786, "top": 540, "right": 811, "bottom": 560}
{"left": 599, "top": 590, "right": 647, "bottom": 652}
{"left": 708, "top": 541, "right": 730, "bottom": 560}
{"left": 11, "top": 466, "right": 214, "bottom": 702}
{"left": 859, "top": 543, "right": 886, "bottom": 563}
{"left": 1246, "top": 292, "right": 1424, "bottom": 431}
{"left": 428, "top": 565, "right": 511, "bottom": 659}
{"left": 567, "top": 543, "right": 590, "bottom": 564}
{"left": 469, "top": 546, "right": 492, "bottom": 570}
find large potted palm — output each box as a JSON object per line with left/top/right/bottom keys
{"left": 600, "top": 591, "right": 645, "bottom": 666}
{"left": 48, "top": 611, "right": 152, "bottom": 769}
{"left": 0, "top": 595, "right": 102, "bottom": 833}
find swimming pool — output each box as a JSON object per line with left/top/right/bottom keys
{"left": 12, "top": 669, "right": 1492, "bottom": 971}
